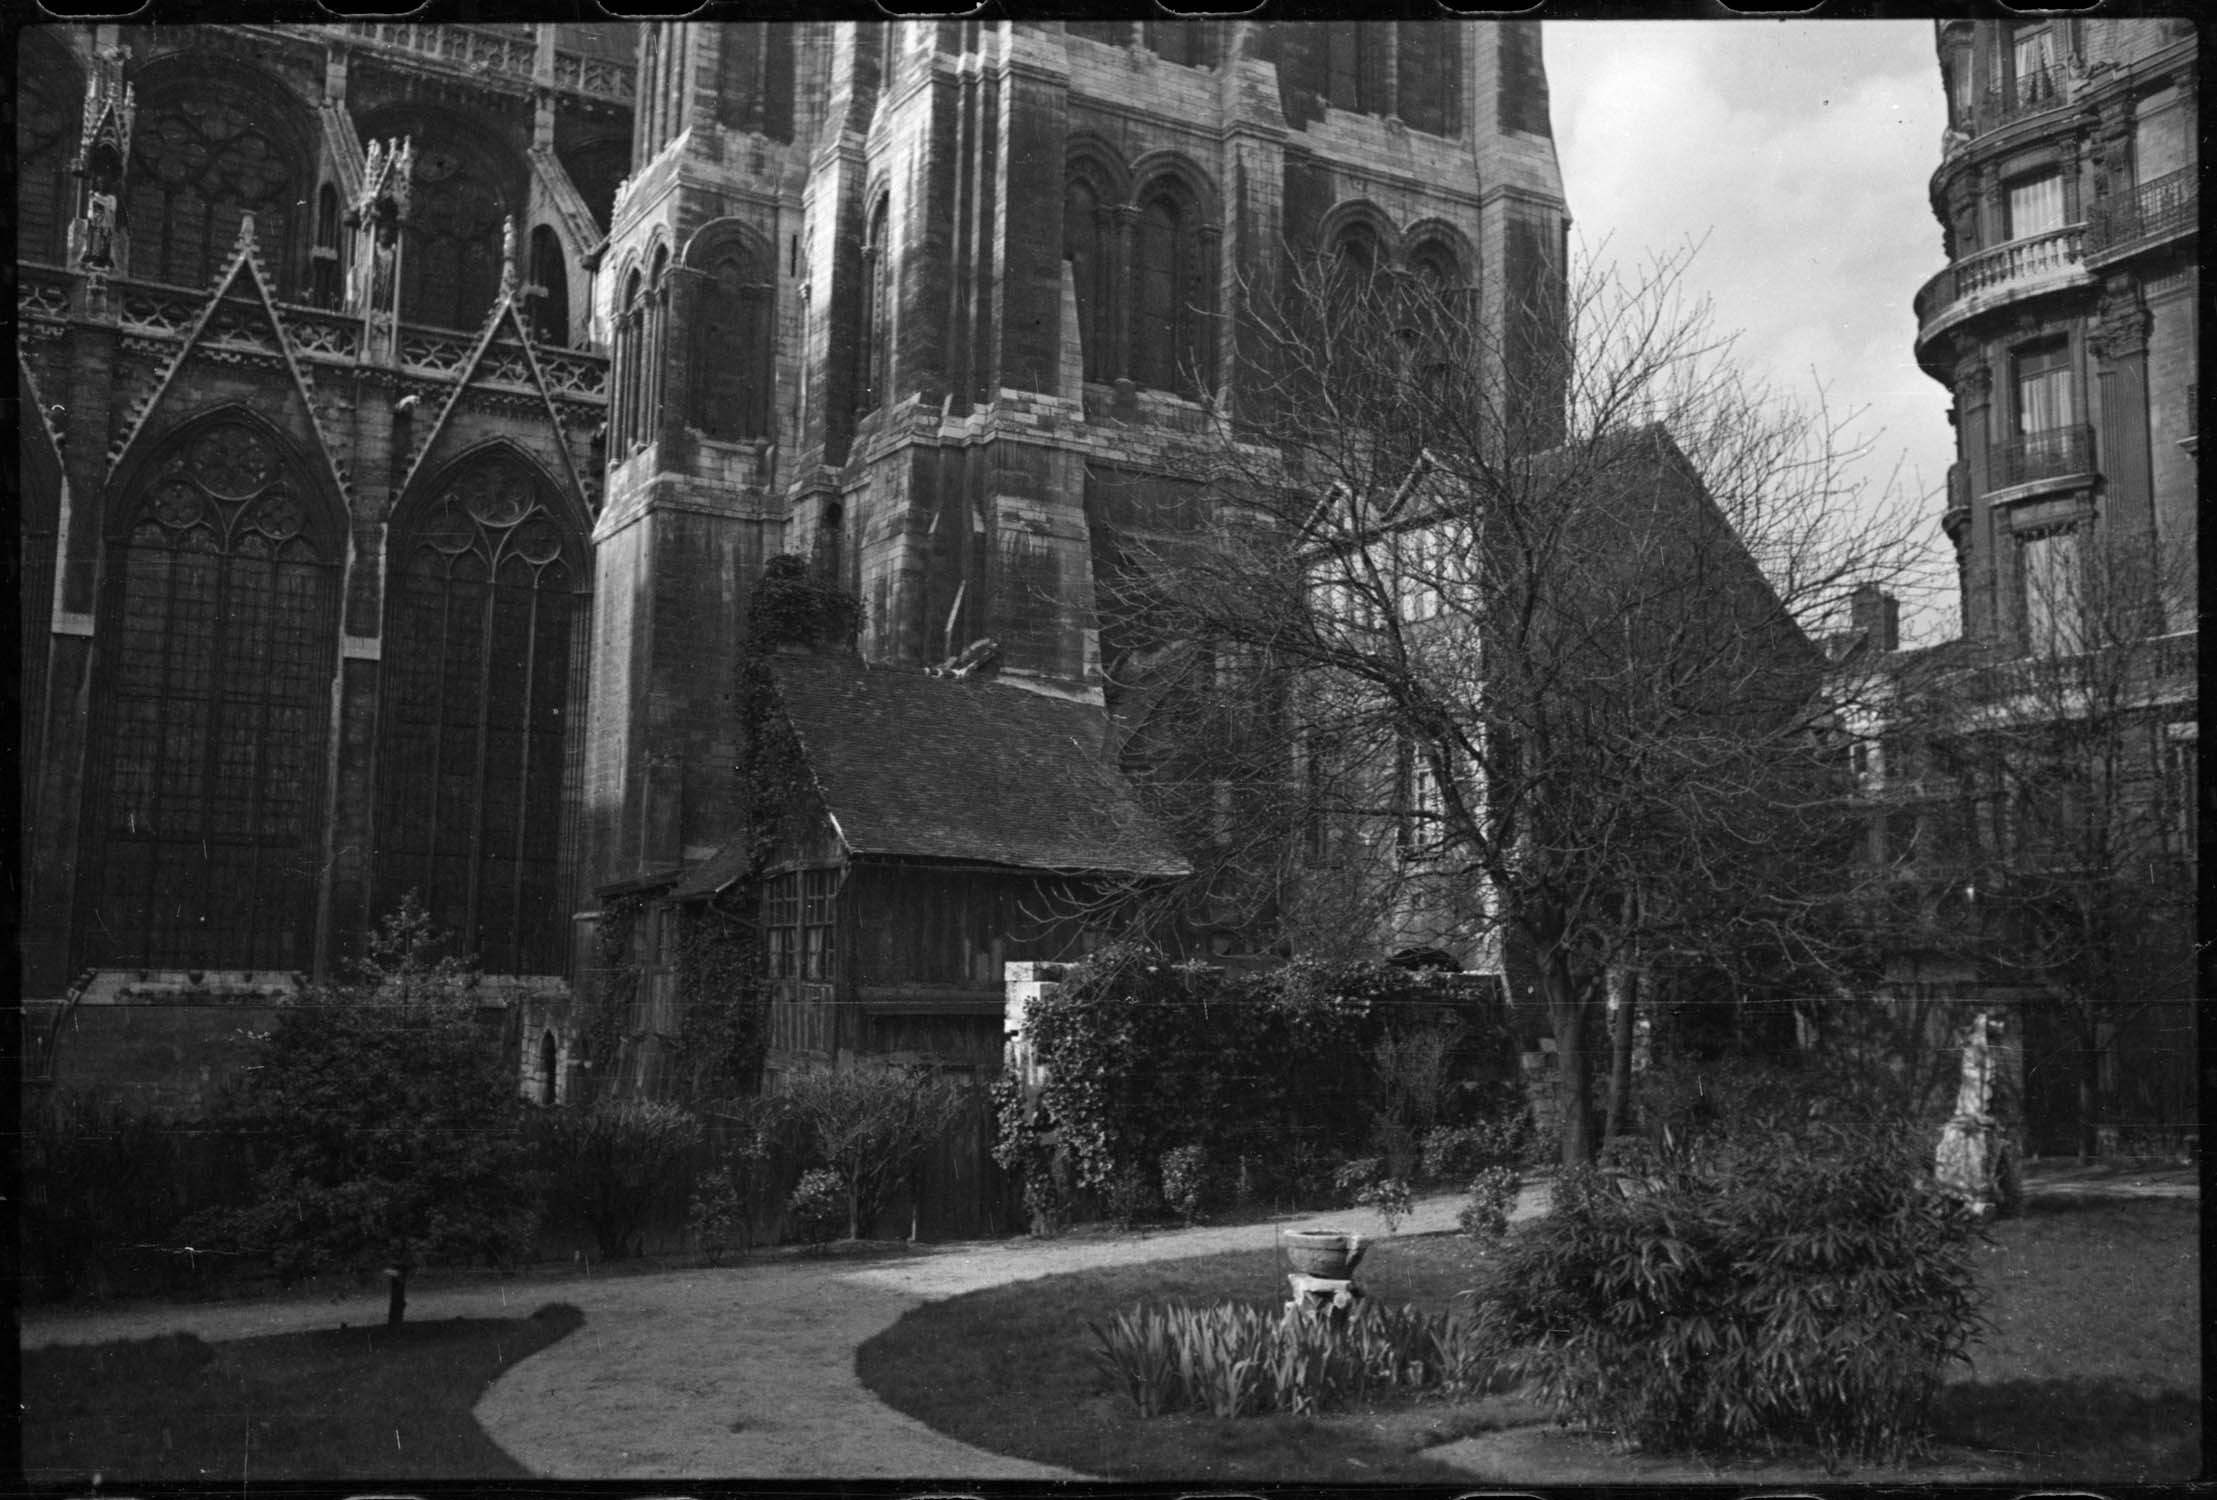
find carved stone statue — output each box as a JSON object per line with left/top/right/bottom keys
{"left": 1935, "top": 1010, "right": 2018, "bottom": 1217}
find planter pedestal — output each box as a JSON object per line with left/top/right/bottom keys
{"left": 1285, "top": 1272, "right": 1365, "bottom": 1327}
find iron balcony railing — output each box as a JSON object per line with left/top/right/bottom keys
{"left": 2087, "top": 167, "right": 2198, "bottom": 255}
{"left": 1913, "top": 224, "right": 2086, "bottom": 334}
{"left": 1988, "top": 423, "right": 2094, "bottom": 489}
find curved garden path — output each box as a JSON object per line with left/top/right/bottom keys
{"left": 21, "top": 1161, "right": 2188, "bottom": 1481}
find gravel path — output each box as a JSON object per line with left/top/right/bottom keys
{"left": 23, "top": 1166, "right": 2186, "bottom": 1481}
{"left": 20, "top": 1189, "right": 1512, "bottom": 1481}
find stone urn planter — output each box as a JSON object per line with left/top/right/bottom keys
{"left": 1281, "top": 1228, "right": 1366, "bottom": 1280}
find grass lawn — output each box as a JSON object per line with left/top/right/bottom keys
{"left": 856, "top": 1197, "right": 2200, "bottom": 1484}
{"left": 19, "top": 1302, "right": 584, "bottom": 1486}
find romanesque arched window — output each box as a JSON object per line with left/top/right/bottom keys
{"left": 128, "top": 76, "right": 312, "bottom": 293}
{"left": 1132, "top": 180, "right": 1210, "bottom": 398}
{"left": 15, "top": 36, "right": 82, "bottom": 267}
{"left": 1063, "top": 174, "right": 1110, "bottom": 381}
{"left": 79, "top": 416, "right": 342, "bottom": 969}
{"left": 376, "top": 452, "right": 587, "bottom": 975}
{"left": 691, "top": 231, "right": 775, "bottom": 439}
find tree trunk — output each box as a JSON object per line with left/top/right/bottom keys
{"left": 1541, "top": 948, "right": 1593, "bottom": 1167}
{"left": 1604, "top": 966, "right": 1636, "bottom": 1142}
{"left": 386, "top": 1267, "right": 407, "bottom": 1327}
{"left": 2076, "top": 1006, "right": 2102, "bottom": 1160}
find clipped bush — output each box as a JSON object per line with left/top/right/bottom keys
{"left": 1421, "top": 1112, "right": 1530, "bottom": 1185}
{"left": 1474, "top": 1122, "right": 1988, "bottom": 1465}
{"left": 536, "top": 1098, "right": 704, "bottom": 1261}
{"left": 1455, "top": 1166, "right": 1523, "bottom": 1243}
{"left": 1088, "top": 1298, "right": 1485, "bottom": 1419}
{"left": 786, "top": 1167, "right": 847, "bottom": 1244}
{"left": 1159, "top": 1144, "right": 1210, "bottom": 1226}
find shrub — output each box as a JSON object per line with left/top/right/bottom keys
{"left": 685, "top": 1097, "right": 782, "bottom": 1264}
{"left": 1104, "top": 1165, "right": 1159, "bottom": 1230}
{"left": 536, "top": 1098, "right": 704, "bottom": 1261}
{"left": 194, "top": 896, "right": 542, "bottom": 1324}
{"left": 1474, "top": 1122, "right": 1988, "bottom": 1465}
{"left": 778, "top": 1066, "right": 973, "bottom": 1240}
{"left": 996, "top": 948, "right": 1516, "bottom": 1223}
{"left": 1455, "top": 1166, "right": 1523, "bottom": 1243}
{"left": 1420, "top": 1112, "right": 1530, "bottom": 1184}
{"left": 1160, "top": 1145, "right": 1210, "bottom": 1226}
{"left": 1333, "top": 1157, "right": 1414, "bottom": 1232}
{"left": 1088, "top": 1298, "right": 1485, "bottom": 1419}
{"left": 20, "top": 1095, "right": 206, "bottom": 1300}
{"left": 786, "top": 1167, "right": 847, "bottom": 1244}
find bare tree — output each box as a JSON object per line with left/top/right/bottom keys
{"left": 1889, "top": 539, "right": 2197, "bottom": 1157}
{"left": 1092, "top": 241, "right": 1931, "bottom": 1165}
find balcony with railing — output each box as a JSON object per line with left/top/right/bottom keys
{"left": 2087, "top": 168, "right": 2198, "bottom": 259}
{"left": 1913, "top": 225, "right": 2089, "bottom": 351}
{"left": 1987, "top": 424, "right": 2094, "bottom": 490}
{"left": 257, "top": 23, "right": 637, "bottom": 105}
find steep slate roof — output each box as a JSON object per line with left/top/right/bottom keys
{"left": 766, "top": 653, "right": 1190, "bottom": 878}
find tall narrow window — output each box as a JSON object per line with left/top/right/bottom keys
{"left": 692, "top": 234, "right": 775, "bottom": 439}
{"left": 800, "top": 868, "right": 837, "bottom": 981}
{"left": 527, "top": 224, "right": 570, "bottom": 346}
{"left": 617, "top": 268, "right": 644, "bottom": 449}
{"left": 764, "top": 873, "right": 799, "bottom": 978}
{"left": 2011, "top": 24, "right": 2058, "bottom": 109}
{"left": 2013, "top": 341, "right": 2073, "bottom": 435}
{"left": 859, "top": 197, "right": 891, "bottom": 411}
{"left": 1132, "top": 184, "right": 1209, "bottom": 397}
{"left": 80, "top": 418, "right": 341, "bottom": 970}
{"left": 715, "top": 24, "right": 796, "bottom": 143}
{"left": 2018, "top": 526, "right": 2082, "bottom": 657}
{"left": 14, "top": 37, "right": 80, "bottom": 265}
{"left": 376, "top": 454, "right": 586, "bottom": 974}
{"left": 1063, "top": 175, "right": 1109, "bottom": 380}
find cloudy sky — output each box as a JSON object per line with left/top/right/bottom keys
{"left": 1546, "top": 21, "right": 1957, "bottom": 642}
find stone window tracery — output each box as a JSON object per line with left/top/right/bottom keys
{"left": 376, "top": 454, "right": 585, "bottom": 975}
{"left": 129, "top": 83, "right": 307, "bottom": 293}
{"left": 396, "top": 133, "right": 515, "bottom": 331}
{"left": 81, "top": 419, "right": 340, "bottom": 970}
{"left": 15, "top": 43, "right": 81, "bottom": 266}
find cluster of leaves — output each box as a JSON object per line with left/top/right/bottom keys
{"left": 786, "top": 1167, "right": 849, "bottom": 1245}
{"left": 996, "top": 947, "right": 1513, "bottom": 1220}
{"left": 670, "top": 903, "right": 769, "bottom": 1105}
{"left": 1474, "top": 1120, "right": 1989, "bottom": 1466}
{"left": 17, "top": 1094, "right": 223, "bottom": 1300}
{"left": 580, "top": 891, "right": 649, "bottom": 1103}
{"left": 1159, "top": 1145, "right": 1210, "bottom": 1226}
{"left": 192, "top": 895, "right": 542, "bottom": 1322}
{"left": 745, "top": 553, "right": 860, "bottom": 652}
{"left": 1089, "top": 1299, "right": 1490, "bottom": 1420}
{"left": 529, "top": 1098, "right": 704, "bottom": 1261}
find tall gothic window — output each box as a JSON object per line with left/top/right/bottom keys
{"left": 1324, "top": 26, "right": 1386, "bottom": 115}
{"left": 1063, "top": 174, "right": 1110, "bottom": 381}
{"left": 129, "top": 80, "right": 309, "bottom": 293}
{"left": 859, "top": 197, "right": 891, "bottom": 411}
{"left": 376, "top": 454, "right": 586, "bottom": 975}
{"left": 80, "top": 417, "right": 341, "bottom": 969}
{"left": 394, "top": 130, "right": 516, "bottom": 331}
{"left": 15, "top": 38, "right": 82, "bottom": 266}
{"left": 1132, "top": 182, "right": 1209, "bottom": 398}
{"left": 692, "top": 233, "right": 775, "bottom": 439}
{"left": 617, "top": 267, "right": 644, "bottom": 448}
